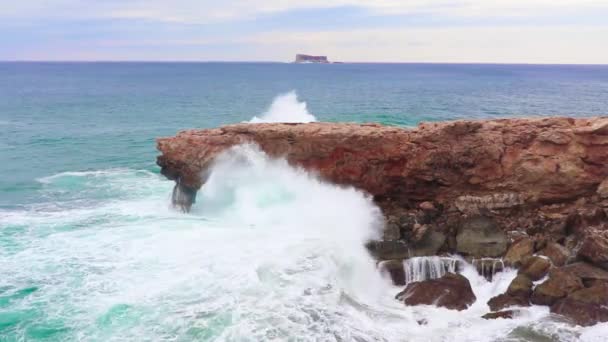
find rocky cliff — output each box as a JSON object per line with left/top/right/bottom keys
{"left": 157, "top": 117, "right": 608, "bottom": 324}
{"left": 157, "top": 117, "right": 608, "bottom": 211}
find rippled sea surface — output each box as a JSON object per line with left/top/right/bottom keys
{"left": 1, "top": 62, "right": 608, "bottom": 341}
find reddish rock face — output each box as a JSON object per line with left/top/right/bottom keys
{"left": 551, "top": 283, "right": 608, "bottom": 326}
{"left": 531, "top": 268, "right": 584, "bottom": 306}
{"left": 518, "top": 255, "right": 552, "bottom": 281}
{"left": 395, "top": 273, "right": 476, "bottom": 311}
{"left": 578, "top": 230, "right": 608, "bottom": 271}
{"left": 538, "top": 242, "right": 570, "bottom": 267}
{"left": 157, "top": 118, "right": 608, "bottom": 211}
{"left": 504, "top": 238, "right": 535, "bottom": 267}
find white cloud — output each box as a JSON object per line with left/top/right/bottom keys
{"left": 2, "top": 0, "right": 608, "bottom": 23}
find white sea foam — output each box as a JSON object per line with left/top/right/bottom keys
{"left": 1, "top": 150, "right": 606, "bottom": 340}
{"left": 249, "top": 91, "right": 317, "bottom": 123}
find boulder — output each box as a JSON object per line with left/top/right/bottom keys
{"left": 396, "top": 273, "right": 476, "bottom": 311}
{"left": 378, "top": 259, "right": 405, "bottom": 285}
{"left": 482, "top": 310, "right": 515, "bottom": 320}
{"left": 560, "top": 262, "right": 608, "bottom": 287}
{"left": 366, "top": 240, "right": 410, "bottom": 260}
{"left": 577, "top": 230, "right": 608, "bottom": 271}
{"left": 538, "top": 242, "right": 570, "bottom": 267}
{"left": 504, "top": 238, "right": 535, "bottom": 267}
{"left": 518, "top": 255, "right": 551, "bottom": 281}
{"left": 408, "top": 230, "right": 447, "bottom": 257}
{"left": 531, "top": 269, "right": 584, "bottom": 306}
{"left": 506, "top": 274, "right": 534, "bottom": 298}
{"left": 550, "top": 283, "right": 608, "bottom": 326}
{"left": 456, "top": 216, "right": 507, "bottom": 258}
{"left": 383, "top": 219, "right": 402, "bottom": 241}
{"left": 487, "top": 294, "right": 530, "bottom": 312}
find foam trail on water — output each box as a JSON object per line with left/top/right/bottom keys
{"left": 2, "top": 153, "right": 607, "bottom": 340}
{"left": 249, "top": 91, "right": 317, "bottom": 123}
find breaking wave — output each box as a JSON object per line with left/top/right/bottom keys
{"left": 249, "top": 91, "right": 317, "bottom": 123}
{"left": 1, "top": 147, "right": 607, "bottom": 340}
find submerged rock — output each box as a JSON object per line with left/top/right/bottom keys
{"left": 396, "top": 273, "right": 476, "bottom": 311}
{"left": 482, "top": 310, "right": 516, "bottom": 320}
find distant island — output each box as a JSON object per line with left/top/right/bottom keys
{"left": 293, "top": 54, "right": 330, "bottom": 64}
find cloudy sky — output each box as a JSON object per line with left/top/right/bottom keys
{"left": 2, "top": 0, "right": 608, "bottom": 63}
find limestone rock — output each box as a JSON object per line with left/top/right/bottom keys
{"left": 456, "top": 216, "right": 507, "bottom": 258}
{"left": 560, "top": 262, "right": 608, "bottom": 286}
{"left": 550, "top": 283, "right": 608, "bottom": 326}
{"left": 408, "top": 229, "right": 446, "bottom": 257}
{"left": 518, "top": 255, "right": 551, "bottom": 281}
{"left": 487, "top": 294, "right": 530, "bottom": 312}
{"left": 578, "top": 230, "right": 608, "bottom": 271}
{"left": 157, "top": 118, "right": 608, "bottom": 212}
{"left": 504, "top": 238, "right": 535, "bottom": 267}
{"left": 531, "top": 269, "right": 585, "bottom": 306}
{"left": 538, "top": 242, "right": 570, "bottom": 267}
{"left": 506, "top": 274, "right": 534, "bottom": 298}
{"left": 366, "top": 241, "right": 409, "bottom": 260}
{"left": 396, "top": 273, "right": 476, "bottom": 311}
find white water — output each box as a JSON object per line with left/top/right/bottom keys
{"left": 2, "top": 147, "right": 608, "bottom": 340}
{"left": 249, "top": 91, "right": 317, "bottom": 123}
{"left": 403, "top": 256, "right": 460, "bottom": 284}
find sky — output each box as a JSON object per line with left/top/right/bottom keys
{"left": 2, "top": 0, "right": 608, "bottom": 63}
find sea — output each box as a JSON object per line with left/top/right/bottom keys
{"left": 1, "top": 62, "right": 608, "bottom": 341}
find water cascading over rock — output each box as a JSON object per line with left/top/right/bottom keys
{"left": 472, "top": 258, "right": 505, "bottom": 281}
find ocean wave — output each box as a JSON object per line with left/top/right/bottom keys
{"left": 249, "top": 91, "right": 317, "bottom": 123}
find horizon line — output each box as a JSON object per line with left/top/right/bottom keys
{"left": 1, "top": 60, "right": 608, "bottom": 66}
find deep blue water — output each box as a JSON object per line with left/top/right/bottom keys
{"left": 1, "top": 62, "right": 608, "bottom": 341}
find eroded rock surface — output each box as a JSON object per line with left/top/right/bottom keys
{"left": 157, "top": 118, "right": 608, "bottom": 211}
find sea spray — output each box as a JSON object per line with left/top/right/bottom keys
{"left": 249, "top": 91, "right": 317, "bottom": 123}
{"left": 1, "top": 162, "right": 606, "bottom": 340}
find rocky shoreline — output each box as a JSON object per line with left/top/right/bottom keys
{"left": 157, "top": 117, "right": 608, "bottom": 326}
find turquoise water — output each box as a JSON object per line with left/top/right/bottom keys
{"left": 1, "top": 62, "right": 608, "bottom": 341}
